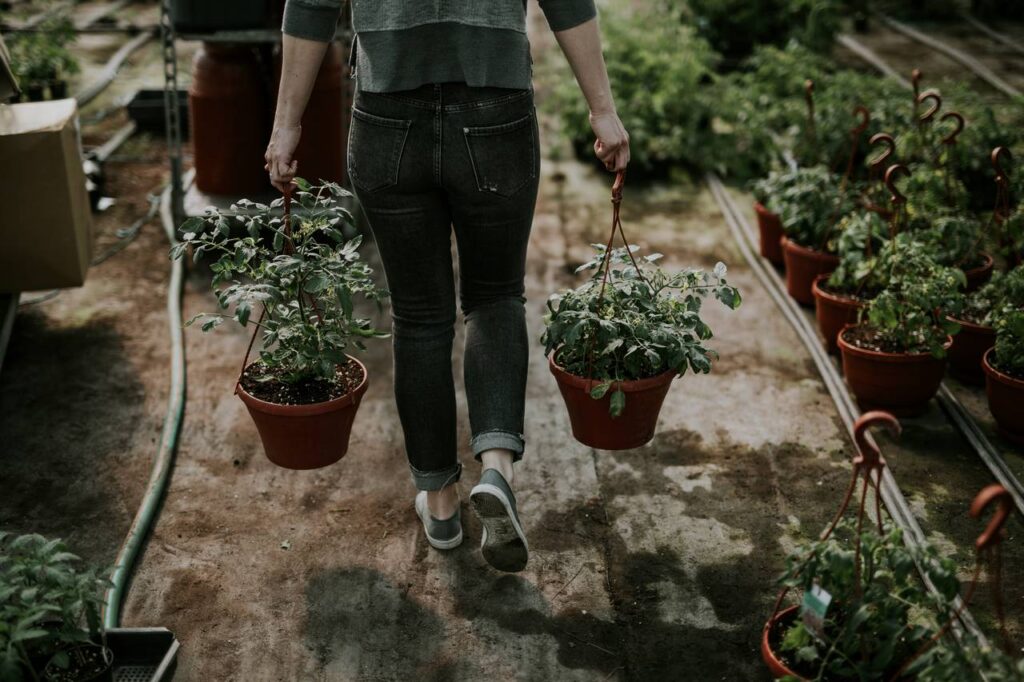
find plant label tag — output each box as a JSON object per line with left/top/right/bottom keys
{"left": 801, "top": 584, "right": 832, "bottom": 640}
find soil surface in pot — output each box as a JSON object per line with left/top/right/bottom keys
{"left": 842, "top": 325, "right": 932, "bottom": 356}
{"left": 991, "top": 355, "right": 1024, "bottom": 382}
{"left": 44, "top": 644, "right": 112, "bottom": 682}
{"left": 240, "top": 360, "right": 365, "bottom": 405}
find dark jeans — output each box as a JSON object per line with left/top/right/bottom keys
{"left": 347, "top": 82, "right": 540, "bottom": 491}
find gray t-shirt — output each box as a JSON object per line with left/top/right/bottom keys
{"left": 282, "top": 0, "right": 597, "bottom": 92}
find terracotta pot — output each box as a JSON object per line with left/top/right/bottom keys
{"left": 762, "top": 606, "right": 807, "bottom": 681}
{"left": 946, "top": 316, "right": 995, "bottom": 385}
{"left": 549, "top": 354, "right": 676, "bottom": 450}
{"left": 236, "top": 357, "right": 369, "bottom": 469}
{"left": 983, "top": 349, "right": 1024, "bottom": 445}
{"left": 962, "top": 253, "right": 994, "bottom": 292}
{"left": 838, "top": 326, "right": 950, "bottom": 417}
{"left": 754, "top": 202, "right": 785, "bottom": 267}
{"left": 812, "top": 275, "right": 864, "bottom": 355}
{"left": 782, "top": 238, "right": 839, "bottom": 307}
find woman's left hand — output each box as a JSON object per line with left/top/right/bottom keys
{"left": 590, "top": 109, "right": 630, "bottom": 172}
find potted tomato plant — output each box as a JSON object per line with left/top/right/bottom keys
{"left": 812, "top": 211, "right": 889, "bottom": 354}
{"left": 750, "top": 170, "right": 798, "bottom": 267}
{"left": 171, "top": 179, "right": 389, "bottom": 469}
{"left": 948, "top": 266, "right": 1023, "bottom": 384}
{"left": 837, "top": 239, "right": 965, "bottom": 416}
{"left": 763, "top": 516, "right": 962, "bottom": 680}
{"left": 983, "top": 310, "right": 1024, "bottom": 445}
{"left": 542, "top": 243, "right": 740, "bottom": 450}
{"left": 768, "top": 165, "right": 856, "bottom": 305}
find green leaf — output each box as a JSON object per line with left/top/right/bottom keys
{"left": 589, "top": 381, "right": 612, "bottom": 399}
{"left": 609, "top": 389, "right": 625, "bottom": 417}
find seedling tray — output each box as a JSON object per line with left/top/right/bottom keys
{"left": 106, "top": 628, "right": 179, "bottom": 682}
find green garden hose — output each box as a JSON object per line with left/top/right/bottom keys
{"left": 102, "top": 173, "right": 191, "bottom": 628}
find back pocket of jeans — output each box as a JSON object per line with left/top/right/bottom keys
{"left": 348, "top": 108, "right": 412, "bottom": 193}
{"left": 463, "top": 112, "right": 537, "bottom": 198}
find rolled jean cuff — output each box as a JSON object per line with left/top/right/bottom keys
{"left": 470, "top": 429, "right": 525, "bottom": 463}
{"left": 409, "top": 461, "right": 462, "bottom": 491}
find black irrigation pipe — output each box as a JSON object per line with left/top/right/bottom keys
{"left": 875, "top": 12, "right": 1023, "bottom": 99}
{"left": 832, "top": 30, "right": 1024, "bottom": 522}
{"left": 74, "top": 29, "right": 156, "bottom": 107}
{"left": 705, "top": 172, "right": 988, "bottom": 648}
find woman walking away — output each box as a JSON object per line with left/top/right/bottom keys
{"left": 266, "top": 0, "right": 629, "bottom": 572}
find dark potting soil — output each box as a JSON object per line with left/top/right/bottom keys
{"left": 44, "top": 644, "right": 111, "bottom": 682}
{"left": 842, "top": 325, "right": 931, "bottom": 355}
{"left": 240, "top": 361, "right": 364, "bottom": 406}
{"left": 993, "top": 354, "right": 1024, "bottom": 381}
{"left": 817, "top": 280, "right": 866, "bottom": 303}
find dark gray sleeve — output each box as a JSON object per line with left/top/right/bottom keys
{"left": 537, "top": 0, "right": 597, "bottom": 32}
{"left": 282, "top": 0, "right": 343, "bottom": 42}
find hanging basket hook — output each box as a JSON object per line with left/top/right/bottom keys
{"left": 970, "top": 484, "right": 1014, "bottom": 552}
{"left": 869, "top": 132, "right": 896, "bottom": 170}
{"left": 939, "top": 111, "right": 965, "bottom": 146}
{"left": 884, "top": 164, "right": 911, "bottom": 205}
{"left": 912, "top": 68, "right": 923, "bottom": 97}
{"left": 852, "top": 105, "right": 870, "bottom": 135}
{"left": 853, "top": 411, "right": 901, "bottom": 470}
{"left": 992, "top": 146, "right": 1014, "bottom": 185}
{"left": 917, "top": 90, "right": 942, "bottom": 122}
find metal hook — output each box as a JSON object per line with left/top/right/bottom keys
{"left": 912, "top": 69, "right": 923, "bottom": 98}
{"left": 853, "top": 411, "right": 901, "bottom": 470}
{"left": 939, "top": 111, "right": 965, "bottom": 145}
{"left": 869, "top": 133, "right": 896, "bottom": 170}
{"left": 917, "top": 90, "right": 942, "bottom": 122}
{"left": 970, "top": 484, "right": 1014, "bottom": 552}
{"left": 611, "top": 170, "right": 625, "bottom": 203}
{"left": 992, "top": 146, "right": 1014, "bottom": 184}
{"left": 852, "top": 105, "right": 871, "bottom": 135}
{"left": 884, "top": 164, "right": 911, "bottom": 204}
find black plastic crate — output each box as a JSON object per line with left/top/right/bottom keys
{"left": 126, "top": 89, "right": 190, "bottom": 138}
{"left": 107, "top": 628, "right": 180, "bottom": 682}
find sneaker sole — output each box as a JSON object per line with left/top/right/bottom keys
{"left": 470, "top": 484, "right": 528, "bottom": 572}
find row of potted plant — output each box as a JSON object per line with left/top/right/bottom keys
{"left": 748, "top": 72, "right": 1023, "bottom": 429}
{"left": 7, "top": 16, "right": 78, "bottom": 102}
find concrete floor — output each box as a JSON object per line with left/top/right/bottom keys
{"left": 1, "top": 3, "right": 1022, "bottom": 681}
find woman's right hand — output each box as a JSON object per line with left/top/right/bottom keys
{"left": 590, "top": 109, "right": 630, "bottom": 173}
{"left": 264, "top": 125, "right": 302, "bottom": 193}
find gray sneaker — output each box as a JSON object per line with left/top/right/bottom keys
{"left": 470, "top": 469, "right": 529, "bottom": 572}
{"left": 415, "top": 491, "right": 464, "bottom": 550}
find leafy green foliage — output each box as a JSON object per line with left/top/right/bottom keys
{"left": 541, "top": 5, "right": 719, "bottom": 177}
{"left": 7, "top": 16, "right": 79, "bottom": 91}
{"left": 756, "top": 165, "right": 856, "bottom": 252}
{"left": 861, "top": 239, "right": 965, "bottom": 356}
{"left": 921, "top": 631, "right": 1024, "bottom": 681}
{"left": 909, "top": 212, "right": 983, "bottom": 269}
{"left": 777, "top": 517, "right": 961, "bottom": 680}
{"left": 541, "top": 244, "right": 740, "bottom": 416}
{"left": 681, "top": 0, "right": 841, "bottom": 62}
{"left": 992, "top": 310, "right": 1024, "bottom": 379}
{"left": 826, "top": 210, "right": 890, "bottom": 296}
{"left": 0, "top": 532, "right": 109, "bottom": 679}
{"left": 961, "top": 267, "right": 1024, "bottom": 327}
{"left": 171, "top": 180, "right": 389, "bottom": 384}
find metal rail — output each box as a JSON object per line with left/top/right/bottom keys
{"left": 960, "top": 13, "right": 1024, "bottom": 58}
{"left": 836, "top": 33, "right": 912, "bottom": 88}
{"left": 706, "top": 172, "right": 988, "bottom": 646}
{"left": 876, "top": 13, "right": 1023, "bottom": 99}
{"left": 0, "top": 293, "right": 18, "bottom": 375}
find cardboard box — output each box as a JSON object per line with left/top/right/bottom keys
{"left": 0, "top": 99, "right": 92, "bottom": 292}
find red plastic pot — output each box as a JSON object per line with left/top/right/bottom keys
{"left": 549, "top": 354, "right": 676, "bottom": 450}
{"left": 983, "top": 348, "right": 1024, "bottom": 445}
{"left": 962, "top": 253, "right": 994, "bottom": 292}
{"left": 838, "top": 326, "right": 950, "bottom": 417}
{"left": 762, "top": 606, "right": 807, "bottom": 681}
{"left": 782, "top": 238, "right": 839, "bottom": 307}
{"left": 946, "top": 316, "right": 995, "bottom": 385}
{"left": 754, "top": 202, "right": 785, "bottom": 267}
{"left": 236, "top": 356, "right": 369, "bottom": 469}
{"left": 812, "top": 275, "right": 864, "bottom": 355}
